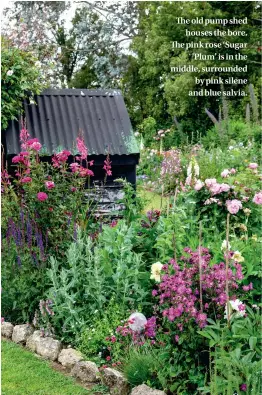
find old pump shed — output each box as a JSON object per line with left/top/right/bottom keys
{"left": 2, "top": 89, "right": 140, "bottom": 215}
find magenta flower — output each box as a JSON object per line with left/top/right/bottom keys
{"left": 240, "top": 383, "right": 247, "bottom": 391}
{"left": 21, "top": 177, "right": 32, "bottom": 183}
{"left": 12, "top": 155, "right": 24, "bottom": 164}
{"left": 230, "top": 168, "right": 236, "bottom": 174}
{"left": 52, "top": 150, "right": 71, "bottom": 168}
{"left": 45, "top": 181, "right": 55, "bottom": 190}
{"left": 76, "top": 136, "right": 88, "bottom": 160}
{"left": 71, "top": 187, "right": 77, "bottom": 192}
{"left": 79, "top": 167, "right": 94, "bottom": 177}
{"left": 37, "top": 192, "right": 48, "bottom": 202}
{"left": 226, "top": 199, "right": 242, "bottom": 214}
{"left": 27, "top": 138, "right": 42, "bottom": 151}
{"left": 103, "top": 154, "right": 112, "bottom": 176}
{"left": 175, "top": 335, "right": 179, "bottom": 343}
{"left": 253, "top": 192, "right": 262, "bottom": 205}
{"left": 69, "top": 162, "right": 80, "bottom": 173}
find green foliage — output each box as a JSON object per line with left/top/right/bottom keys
{"left": 47, "top": 224, "right": 151, "bottom": 344}
{"left": 1, "top": 38, "right": 45, "bottom": 130}
{"left": 124, "top": 1, "right": 261, "bottom": 138}
{"left": 123, "top": 349, "right": 162, "bottom": 388}
{"left": 138, "top": 117, "right": 157, "bottom": 147}
{"left": 198, "top": 308, "right": 262, "bottom": 394}
{"left": 202, "top": 119, "right": 261, "bottom": 149}
{"left": 1, "top": 240, "right": 48, "bottom": 324}
{"left": 78, "top": 299, "right": 126, "bottom": 363}
{"left": 115, "top": 179, "right": 144, "bottom": 224}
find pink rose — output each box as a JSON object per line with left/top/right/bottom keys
{"left": 253, "top": 191, "right": 262, "bottom": 205}
{"left": 45, "top": 181, "right": 55, "bottom": 190}
{"left": 221, "top": 169, "right": 230, "bottom": 178}
{"left": 37, "top": 192, "right": 48, "bottom": 202}
{"left": 27, "top": 138, "right": 42, "bottom": 151}
{"left": 205, "top": 178, "right": 217, "bottom": 188}
{"left": 248, "top": 163, "right": 258, "bottom": 169}
{"left": 209, "top": 183, "right": 222, "bottom": 195}
{"left": 194, "top": 180, "right": 204, "bottom": 191}
{"left": 226, "top": 199, "right": 242, "bottom": 214}
{"left": 220, "top": 183, "right": 230, "bottom": 193}
{"left": 21, "top": 177, "right": 32, "bottom": 183}
{"left": 30, "top": 142, "right": 42, "bottom": 151}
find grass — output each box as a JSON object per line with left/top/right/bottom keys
{"left": 1, "top": 339, "right": 91, "bottom": 395}
{"left": 138, "top": 187, "right": 168, "bottom": 212}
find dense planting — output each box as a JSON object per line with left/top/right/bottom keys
{"left": 2, "top": 116, "right": 261, "bottom": 394}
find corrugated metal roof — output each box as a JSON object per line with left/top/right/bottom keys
{"left": 3, "top": 89, "right": 139, "bottom": 156}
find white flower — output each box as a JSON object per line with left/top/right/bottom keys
{"left": 232, "top": 251, "right": 245, "bottom": 262}
{"left": 221, "top": 240, "right": 231, "bottom": 251}
{"left": 128, "top": 312, "right": 147, "bottom": 332}
{"left": 224, "top": 299, "right": 245, "bottom": 319}
{"left": 7, "top": 70, "right": 13, "bottom": 76}
{"left": 150, "top": 262, "right": 163, "bottom": 282}
{"left": 35, "top": 61, "right": 41, "bottom": 67}
{"left": 134, "top": 131, "right": 140, "bottom": 137}
{"left": 221, "top": 169, "right": 230, "bottom": 178}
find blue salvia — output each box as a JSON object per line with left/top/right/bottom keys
{"left": 35, "top": 226, "right": 45, "bottom": 259}
{"left": 20, "top": 209, "right": 24, "bottom": 226}
{"left": 26, "top": 217, "right": 32, "bottom": 248}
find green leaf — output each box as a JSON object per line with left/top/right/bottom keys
{"left": 249, "top": 336, "right": 257, "bottom": 350}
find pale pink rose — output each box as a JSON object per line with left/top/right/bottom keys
{"left": 230, "top": 168, "right": 236, "bottom": 174}
{"left": 226, "top": 199, "right": 242, "bottom": 214}
{"left": 220, "top": 183, "right": 230, "bottom": 193}
{"left": 194, "top": 180, "right": 204, "bottom": 191}
{"left": 210, "top": 183, "right": 222, "bottom": 195}
{"left": 253, "top": 192, "right": 262, "bottom": 205}
{"left": 249, "top": 163, "right": 258, "bottom": 169}
{"left": 221, "top": 169, "right": 230, "bottom": 178}
{"left": 205, "top": 178, "right": 217, "bottom": 188}
{"left": 45, "top": 181, "right": 55, "bottom": 190}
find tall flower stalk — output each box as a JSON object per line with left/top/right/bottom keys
{"left": 225, "top": 213, "right": 230, "bottom": 326}
{"left": 198, "top": 221, "right": 203, "bottom": 313}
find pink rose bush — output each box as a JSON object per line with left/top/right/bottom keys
{"left": 37, "top": 192, "right": 48, "bottom": 202}
{"left": 2, "top": 126, "right": 112, "bottom": 264}
{"left": 226, "top": 199, "right": 242, "bottom": 215}
{"left": 253, "top": 192, "right": 262, "bottom": 205}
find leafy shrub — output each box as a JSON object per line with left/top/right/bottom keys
{"left": 46, "top": 223, "right": 151, "bottom": 344}
{"left": 1, "top": 37, "right": 45, "bottom": 130}
{"left": 198, "top": 307, "right": 262, "bottom": 394}
{"left": 1, "top": 239, "right": 48, "bottom": 323}
{"left": 202, "top": 119, "right": 261, "bottom": 149}
{"left": 78, "top": 299, "right": 126, "bottom": 363}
